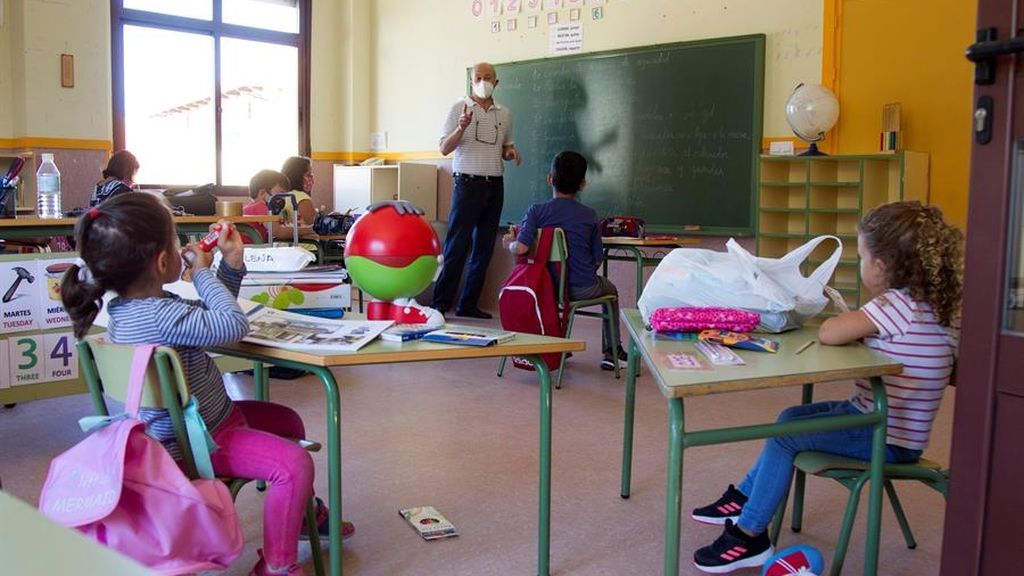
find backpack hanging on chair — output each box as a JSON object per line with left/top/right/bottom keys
{"left": 38, "top": 345, "right": 244, "bottom": 575}
{"left": 498, "top": 227, "right": 565, "bottom": 371}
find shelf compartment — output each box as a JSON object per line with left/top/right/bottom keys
{"left": 760, "top": 185, "right": 806, "bottom": 209}
{"left": 809, "top": 159, "right": 861, "bottom": 183}
{"left": 810, "top": 239, "right": 857, "bottom": 262}
{"left": 832, "top": 264, "right": 860, "bottom": 287}
{"left": 760, "top": 160, "right": 807, "bottom": 183}
{"left": 758, "top": 235, "right": 807, "bottom": 258}
{"left": 808, "top": 211, "right": 859, "bottom": 236}
{"left": 862, "top": 159, "right": 892, "bottom": 207}
{"left": 809, "top": 185, "right": 860, "bottom": 210}
{"left": 760, "top": 211, "right": 806, "bottom": 235}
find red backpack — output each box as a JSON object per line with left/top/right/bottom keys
{"left": 499, "top": 227, "right": 565, "bottom": 371}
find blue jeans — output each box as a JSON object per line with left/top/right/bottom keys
{"left": 736, "top": 400, "right": 922, "bottom": 534}
{"left": 432, "top": 177, "right": 503, "bottom": 312}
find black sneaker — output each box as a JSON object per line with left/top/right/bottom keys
{"left": 692, "top": 484, "right": 747, "bottom": 525}
{"left": 693, "top": 519, "right": 774, "bottom": 573}
{"left": 600, "top": 347, "right": 629, "bottom": 371}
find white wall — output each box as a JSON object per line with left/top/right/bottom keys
{"left": 368, "top": 0, "right": 823, "bottom": 154}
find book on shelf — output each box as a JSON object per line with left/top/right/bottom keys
{"left": 398, "top": 506, "right": 458, "bottom": 541}
{"left": 421, "top": 327, "right": 516, "bottom": 347}
{"left": 380, "top": 323, "right": 438, "bottom": 342}
{"left": 243, "top": 304, "right": 392, "bottom": 353}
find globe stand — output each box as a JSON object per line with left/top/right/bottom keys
{"left": 798, "top": 141, "right": 827, "bottom": 156}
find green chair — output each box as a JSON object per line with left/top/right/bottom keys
{"left": 498, "top": 227, "right": 622, "bottom": 388}
{"left": 77, "top": 336, "right": 326, "bottom": 576}
{"left": 769, "top": 385, "right": 950, "bottom": 576}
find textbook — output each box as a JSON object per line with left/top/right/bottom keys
{"left": 399, "top": 506, "right": 458, "bottom": 541}
{"left": 422, "top": 327, "right": 516, "bottom": 347}
{"left": 243, "top": 305, "right": 392, "bottom": 352}
{"left": 380, "top": 323, "right": 437, "bottom": 342}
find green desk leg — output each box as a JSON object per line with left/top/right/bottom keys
{"left": 665, "top": 399, "right": 685, "bottom": 576}
{"left": 604, "top": 246, "right": 646, "bottom": 302}
{"left": 309, "top": 364, "right": 344, "bottom": 576}
{"left": 523, "top": 355, "right": 553, "bottom": 576}
{"left": 620, "top": 336, "right": 640, "bottom": 498}
{"left": 864, "top": 376, "right": 888, "bottom": 576}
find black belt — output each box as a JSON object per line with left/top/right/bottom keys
{"left": 454, "top": 172, "right": 503, "bottom": 182}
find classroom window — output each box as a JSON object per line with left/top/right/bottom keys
{"left": 111, "top": 0, "right": 310, "bottom": 190}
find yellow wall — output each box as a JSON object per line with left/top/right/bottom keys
{"left": 0, "top": 0, "right": 14, "bottom": 136}
{"left": 368, "top": 0, "right": 823, "bottom": 155}
{"left": 834, "top": 0, "right": 975, "bottom": 227}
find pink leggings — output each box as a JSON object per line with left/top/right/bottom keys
{"left": 210, "top": 401, "right": 314, "bottom": 568}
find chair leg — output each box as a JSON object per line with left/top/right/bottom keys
{"left": 497, "top": 356, "right": 507, "bottom": 377}
{"left": 831, "top": 475, "right": 869, "bottom": 576}
{"left": 558, "top": 310, "right": 579, "bottom": 389}
{"left": 305, "top": 498, "right": 326, "bottom": 576}
{"left": 884, "top": 480, "right": 917, "bottom": 549}
{"left": 790, "top": 469, "right": 806, "bottom": 533}
{"left": 769, "top": 481, "right": 792, "bottom": 546}
{"left": 606, "top": 301, "right": 621, "bottom": 380}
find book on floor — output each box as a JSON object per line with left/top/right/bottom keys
{"left": 399, "top": 506, "right": 458, "bottom": 541}
{"left": 421, "top": 327, "right": 516, "bottom": 347}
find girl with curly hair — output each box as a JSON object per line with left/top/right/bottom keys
{"left": 691, "top": 201, "right": 963, "bottom": 573}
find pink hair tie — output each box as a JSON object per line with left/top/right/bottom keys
{"left": 88, "top": 208, "right": 101, "bottom": 219}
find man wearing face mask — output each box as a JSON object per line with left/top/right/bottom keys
{"left": 432, "top": 61, "right": 523, "bottom": 319}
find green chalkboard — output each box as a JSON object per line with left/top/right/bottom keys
{"left": 493, "top": 34, "right": 765, "bottom": 235}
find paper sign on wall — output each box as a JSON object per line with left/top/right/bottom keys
{"left": 37, "top": 258, "right": 75, "bottom": 329}
{"left": 0, "top": 260, "right": 41, "bottom": 333}
{"left": 550, "top": 23, "right": 583, "bottom": 54}
{"left": 43, "top": 333, "right": 78, "bottom": 382}
{"left": 9, "top": 334, "right": 45, "bottom": 387}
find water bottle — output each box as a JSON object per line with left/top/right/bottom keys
{"left": 36, "top": 153, "right": 62, "bottom": 219}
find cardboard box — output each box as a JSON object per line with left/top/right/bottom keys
{"left": 239, "top": 272, "right": 351, "bottom": 311}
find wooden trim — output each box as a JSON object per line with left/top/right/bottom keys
{"left": 821, "top": 0, "right": 842, "bottom": 154}
{"left": 0, "top": 137, "right": 113, "bottom": 151}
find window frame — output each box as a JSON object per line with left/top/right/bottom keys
{"left": 110, "top": 0, "right": 311, "bottom": 193}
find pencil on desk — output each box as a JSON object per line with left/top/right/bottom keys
{"left": 794, "top": 340, "right": 816, "bottom": 355}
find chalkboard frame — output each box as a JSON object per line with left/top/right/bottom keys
{"left": 474, "top": 34, "right": 765, "bottom": 236}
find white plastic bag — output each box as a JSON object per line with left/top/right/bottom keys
{"left": 637, "top": 236, "right": 843, "bottom": 332}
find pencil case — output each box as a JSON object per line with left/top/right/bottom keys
{"left": 649, "top": 307, "right": 760, "bottom": 333}
{"left": 698, "top": 329, "right": 779, "bottom": 353}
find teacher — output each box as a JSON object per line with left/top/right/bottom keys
{"left": 432, "top": 62, "right": 522, "bottom": 319}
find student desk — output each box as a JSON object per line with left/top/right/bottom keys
{"left": 617, "top": 309, "right": 901, "bottom": 576}
{"left": 211, "top": 329, "right": 585, "bottom": 576}
{"left": 0, "top": 215, "right": 276, "bottom": 244}
{"left": 600, "top": 236, "right": 699, "bottom": 301}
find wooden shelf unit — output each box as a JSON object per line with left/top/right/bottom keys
{"left": 757, "top": 151, "right": 929, "bottom": 314}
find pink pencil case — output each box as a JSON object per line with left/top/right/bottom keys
{"left": 649, "top": 307, "right": 760, "bottom": 333}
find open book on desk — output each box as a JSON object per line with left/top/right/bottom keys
{"left": 422, "top": 326, "right": 516, "bottom": 347}
{"left": 244, "top": 304, "right": 392, "bottom": 353}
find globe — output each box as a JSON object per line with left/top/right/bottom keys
{"left": 785, "top": 83, "right": 839, "bottom": 156}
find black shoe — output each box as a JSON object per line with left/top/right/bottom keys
{"left": 269, "top": 366, "right": 309, "bottom": 380}
{"left": 456, "top": 308, "right": 492, "bottom": 319}
{"left": 692, "top": 484, "right": 747, "bottom": 525}
{"left": 693, "top": 519, "right": 773, "bottom": 573}
{"left": 601, "top": 356, "right": 627, "bottom": 371}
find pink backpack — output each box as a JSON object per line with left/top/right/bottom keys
{"left": 39, "top": 345, "right": 243, "bottom": 575}
{"left": 499, "top": 227, "right": 565, "bottom": 371}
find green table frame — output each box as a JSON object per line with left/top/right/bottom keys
{"left": 212, "top": 329, "right": 584, "bottom": 576}
{"left": 617, "top": 309, "right": 901, "bottom": 576}
{"left": 601, "top": 237, "right": 697, "bottom": 301}
{"left": 0, "top": 215, "right": 273, "bottom": 245}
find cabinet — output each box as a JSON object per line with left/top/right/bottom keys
{"left": 333, "top": 162, "right": 438, "bottom": 221}
{"left": 757, "top": 151, "right": 929, "bottom": 314}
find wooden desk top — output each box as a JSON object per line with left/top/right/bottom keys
{"left": 602, "top": 236, "right": 699, "bottom": 247}
{"left": 621, "top": 309, "right": 901, "bottom": 399}
{"left": 0, "top": 215, "right": 277, "bottom": 227}
{"left": 214, "top": 324, "right": 585, "bottom": 368}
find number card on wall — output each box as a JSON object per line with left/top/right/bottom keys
{"left": 44, "top": 333, "right": 78, "bottom": 382}
{"left": 525, "top": 0, "right": 542, "bottom": 12}
{"left": 504, "top": 0, "right": 521, "bottom": 14}
{"left": 38, "top": 258, "right": 75, "bottom": 329}
{"left": 0, "top": 339, "right": 9, "bottom": 390}
{"left": 0, "top": 260, "right": 41, "bottom": 333}
{"left": 9, "top": 335, "right": 44, "bottom": 387}
{"left": 487, "top": 0, "right": 503, "bottom": 17}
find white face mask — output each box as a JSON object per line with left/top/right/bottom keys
{"left": 472, "top": 80, "right": 495, "bottom": 99}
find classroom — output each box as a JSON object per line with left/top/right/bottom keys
{"left": 1, "top": 0, "right": 1017, "bottom": 575}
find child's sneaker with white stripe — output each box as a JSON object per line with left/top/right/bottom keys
{"left": 760, "top": 545, "right": 825, "bottom": 576}
{"left": 694, "top": 519, "right": 774, "bottom": 573}
{"left": 691, "top": 484, "right": 747, "bottom": 525}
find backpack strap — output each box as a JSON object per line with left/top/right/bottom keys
{"left": 124, "top": 344, "right": 158, "bottom": 418}
{"left": 527, "top": 227, "right": 555, "bottom": 265}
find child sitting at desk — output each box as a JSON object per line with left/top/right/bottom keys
{"left": 504, "top": 150, "right": 627, "bottom": 370}
{"left": 244, "top": 169, "right": 309, "bottom": 243}
{"left": 62, "top": 193, "right": 353, "bottom": 576}
{"left": 691, "top": 201, "right": 962, "bottom": 573}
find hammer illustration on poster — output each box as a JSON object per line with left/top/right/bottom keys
{"left": 0, "top": 261, "right": 41, "bottom": 333}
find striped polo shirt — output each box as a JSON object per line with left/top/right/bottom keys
{"left": 850, "top": 288, "right": 958, "bottom": 450}
{"left": 440, "top": 96, "right": 514, "bottom": 177}
{"left": 106, "top": 264, "right": 249, "bottom": 460}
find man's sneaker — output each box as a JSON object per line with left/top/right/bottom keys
{"left": 761, "top": 545, "right": 825, "bottom": 576}
{"left": 694, "top": 519, "right": 774, "bottom": 574}
{"left": 600, "top": 347, "right": 629, "bottom": 371}
{"left": 300, "top": 497, "right": 355, "bottom": 541}
{"left": 692, "top": 484, "right": 748, "bottom": 525}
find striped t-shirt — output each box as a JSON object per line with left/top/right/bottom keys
{"left": 440, "top": 96, "right": 514, "bottom": 177}
{"left": 850, "top": 288, "right": 958, "bottom": 450}
{"left": 106, "top": 264, "right": 249, "bottom": 459}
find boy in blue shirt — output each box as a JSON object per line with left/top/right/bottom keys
{"left": 505, "top": 150, "right": 626, "bottom": 370}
